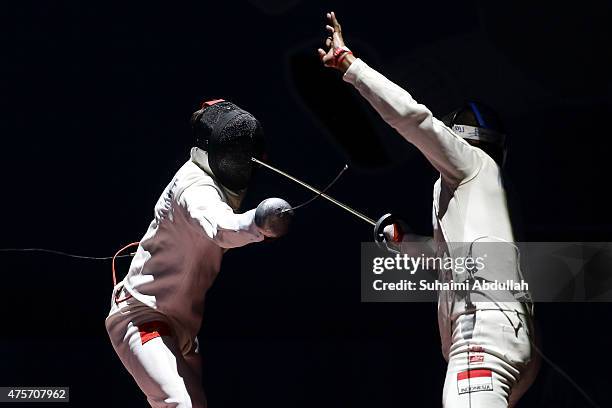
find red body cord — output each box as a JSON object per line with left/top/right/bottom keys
{"left": 112, "top": 242, "right": 140, "bottom": 287}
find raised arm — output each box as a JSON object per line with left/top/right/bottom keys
{"left": 318, "top": 12, "right": 481, "bottom": 186}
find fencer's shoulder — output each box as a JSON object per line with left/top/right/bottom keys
{"left": 445, "top": 148, "right": 498, "bottom": 188}
{"left": 175, "top": 160, "right": 214, "bottom": 184}
{"left": 173, "top": 161, "right": 224, "bottom": 200}
{"left": 473, "top": 149, "right": 501, "bottom": 177}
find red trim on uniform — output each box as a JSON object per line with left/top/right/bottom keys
{"left": 139, "top": 321, "right": 172, "bottom": 345}
{"left": 457, "top": 369, "right": 492, "bottom": 381}
{"left": 201, "top": 99, "right": 225, "bottom": 108}
{"left": 115, "top": 292, "right": 133, "bottom": 304}
{"left": 392, "top": 223, "right": 404, "bottom": 242}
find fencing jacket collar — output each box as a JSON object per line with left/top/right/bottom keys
{"left": 190, "top": 147, "right": 245, "bottom": 210}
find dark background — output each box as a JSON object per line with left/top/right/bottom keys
{"left": 1, "top": 1, "right": 610, "bottom": 407}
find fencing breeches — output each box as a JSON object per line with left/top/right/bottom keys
{"left": 105, "top": 283, "right": 206, "bottom": 408}
{"left": 442, "top": 308, "right": 539, "bottom": 408}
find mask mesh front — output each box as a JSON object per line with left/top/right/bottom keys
{"left": 193, "top": 101, "right": 264, "bottom": 190}
{"left": 212, "top": 114, "right": 263, "bottom": 190}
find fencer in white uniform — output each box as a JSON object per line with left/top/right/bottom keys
{"left": 105, "top": 100, "right": 292, "bottom": 408}
{"left": 318, "top": 12, "right": 539, "bottom": 408}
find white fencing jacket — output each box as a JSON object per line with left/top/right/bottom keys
{"left": 122, "top": 148, "right": 264, "bottom": 339}
{"left": 344, "top": 59, "right": 523, "bottom": 358}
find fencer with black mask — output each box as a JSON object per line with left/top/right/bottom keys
{"left": 105, "top": 99, "right": 292, "bottom": 408}
{"left": 318, "top": 12, "right": 539, "bottom": 408}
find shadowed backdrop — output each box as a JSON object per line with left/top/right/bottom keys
{"left": 0, "top": 1, "right": 610, "bottom": 406}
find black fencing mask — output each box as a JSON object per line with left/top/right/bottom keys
{"left": 192, "top": 100, "right": 265, "bottom": 191}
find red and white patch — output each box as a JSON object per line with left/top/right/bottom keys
{"left": 469, "top": 354, "right": 485, "bottom": 364}
{"left": 468, "top": 345, "right": 485, "bottom": 364}
{"left": 139, "top": 321, "right": 172, "bottom": 345}
{"left": 457, "top": 369, "right": 493, "bottom": 394}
